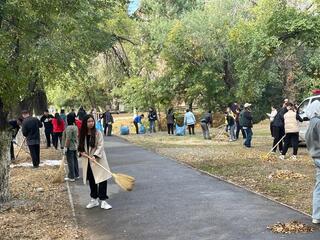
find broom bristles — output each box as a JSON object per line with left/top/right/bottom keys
{"left": 53, "top": 156, "right": 65, "bottom": 183}
{"left": 113, "top": 173, "right": 135, "bottom": 191}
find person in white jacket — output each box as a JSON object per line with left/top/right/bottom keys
{"left": 267, "top": 106, "right": 277, "bottom": 138}
{"left": 184, "top": 109, "right": 196, "bottom": 135}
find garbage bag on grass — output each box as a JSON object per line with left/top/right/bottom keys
{"left": 175, "top": 124, "right": 185, "bottom": 136}
{"left": 139, "top": 124, "right": 146, "bottom": 134}
{"left": 120, "top": 126, "right": 130, "bottom": 135}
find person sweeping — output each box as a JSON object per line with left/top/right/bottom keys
{"left": 78, "top": 114, "right": 113, "bottom": 210}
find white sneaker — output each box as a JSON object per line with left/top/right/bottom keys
{"left": 312, "top": 219, "right": 320, "bottom": 224}
{"left": 290, "top": 155, "right": 297, "bottom": 160}
{"left": 101, "top": 201, "right": 112, "bottom": 210}
{"left": 279, "top": 155, "right": 285, "bottom": 160}
{"left": 86, "top": 198, "right": 99, "bottom": 209}
{"left": 64, "top": 177, "right": 75, "bottom": 182}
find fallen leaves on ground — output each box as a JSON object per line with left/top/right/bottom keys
{"left": 1, "top": 149, "right": 87, "bottom": 240}
{"left": 268, "top": 170, "right": 307, "bottom": 180}
{"left": 267, "top": 221, "right": 314, "bottom": 234}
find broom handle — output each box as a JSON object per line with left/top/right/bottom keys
{"left": 80, "top": 152, "right": 113, "bottom": 175}
{"left": 15, "top": 137, "right": 26, "bottom": 159}
{"left": 267, "top": 134, "right": 286, "bottom": 156}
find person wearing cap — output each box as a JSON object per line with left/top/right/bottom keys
{"left": 305, "top": 100, "right": 320, "bottom": 224}
{"left": 240, "top": 103, "right": 253, "bottom": 148}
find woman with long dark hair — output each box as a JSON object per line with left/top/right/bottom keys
{"left": 78, "top": 114, "right": 112, "bottom": 209}
{"left": 52, "top": 112, "right": 65, "bottom": 149}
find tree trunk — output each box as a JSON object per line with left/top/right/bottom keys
{"left": 0, "top": 98, "right": 10, "bottom": 203}
{"left": 157, "top": 106, "right": 162, "bottom": 131}
{"left": 33, "top": 89, "right": 48, "bottom": 115}
{"left": 0, "top": 131, "right": 11, "bottom": 203}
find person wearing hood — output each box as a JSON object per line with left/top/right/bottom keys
{"left": 305, "top": 100, "right": 320, "bottom": 224}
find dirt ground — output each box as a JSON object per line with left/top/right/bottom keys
{"left": 0, "top": 147, "right": 87, "bottom": 240}
{"left": 118, "top": 118, "right": 315, "bottom": 215}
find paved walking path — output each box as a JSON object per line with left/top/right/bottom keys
{"left": 69, "top": 136, "right": 320, "bottom": 240}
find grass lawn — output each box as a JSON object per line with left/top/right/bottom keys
{"left": 114, "top": 115, "right": 315, "bottom": 215}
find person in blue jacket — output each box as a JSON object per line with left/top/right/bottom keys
{"left": 133, "top": 114, "right": 144, "bottom": 134}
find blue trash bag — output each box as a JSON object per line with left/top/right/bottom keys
{"left": 120, "top": 126, "right": 130, "bottom": 135}
{"left": 175, "top": 124, "right": 185, "bottom": 136}
{"left": 139, "top": 124, "right": 146, "bottom": 134}
{"left": 96, "top": 120, "right": 104, "bottom": 132}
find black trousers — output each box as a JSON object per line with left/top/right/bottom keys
{"left": 282, "top": 132, "right": 299, "bottom": 156}
{"left": 45, "top": 129, "right": 53, "bottom": 147}
{"left": 272, "top": 126, "right": 285, "bottom": 152}
{"left": 133, "top": 121, "right": 139, "bottom": 134}
{"left": 167, "top": 123, "right": 174, "bottom": 134}
{"left": 104, "top": 124, "right": 112, "bottom": 136}
{"left": 236, "top": 121, "right": 246, "bottom": 139}
{"left": 188, "top": 124, "right": 195, "bottom": 135}
{"left": 53, "top": 132, "right": 63, "bottom": 149}
{"left": 10, "top": 141, "right": 15, "bottom": 160}
{"left": 28, "top": 144, "right": 40, "bottom": 167}
{"left": 270, "top": 123, "right": 274, "bottom": 137}
{"left": 87, "top": 163, "right": 108, "bottom": 200}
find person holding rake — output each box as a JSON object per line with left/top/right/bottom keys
{"left": 78, "top": 114, "right": 113, "bottom": 210}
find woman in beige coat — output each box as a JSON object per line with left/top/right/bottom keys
{"left": 78, "top": 114, "right": 112, "bottom": 210}
{"left": 280, "top": 103, "right": 303, "bottom": 160}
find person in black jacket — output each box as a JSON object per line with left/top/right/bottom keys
{"left": 9, "top": 118, "right": 23, "bottom": 161}
{"left": 166, "top": 108, "right": 175, "bottom": 135}
{"left": 77, "top": 106, "right": 87, "bottom": 121}
{"left": 271, "top": 103, "right": 288, "bottom": 153}
{"left": 21, "top": 110, "right": 43, "bottom": 168}
{"left": 240, "top": 103, "right": 253, "bottom": 148}
{"left": 102, "top": 109, "right": 114, "bottom": 136}
{"left": 200, "top": 110, "right": 213, "bottom": 139}
{"left": 40, "top": 109, "right": 54, "bottom": 148}
{"left": 148, "top": 107, "right": 158, "bottom": 133}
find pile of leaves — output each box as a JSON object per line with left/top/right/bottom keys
{"left": 267, "top": 221, "right": 314, "bottom": 234}
{"left": 268, "top": 170, "right": 307, "bottom": 180}
{"left": 260, "top": 154, "right": 278, "bottom": 162}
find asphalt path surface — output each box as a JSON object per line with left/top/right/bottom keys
{"left": 69, "top": 136, "right": 320, "bottom": 240}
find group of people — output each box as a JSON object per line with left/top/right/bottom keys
{"left": 224, "top": 102, "right": 253, "bottom": 148}
{"left": 133, "top": 107, "right": 158, "bottom": 134}
{"left": 9, "top": 107, "right": 114, "bottom": 210}
{"left": 268, "top": 99, "right": 304, "bottom": 160}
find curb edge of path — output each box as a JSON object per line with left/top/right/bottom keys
{"left": 116, "top": 135, "right": 312, "bottom": 219}
{"left": 64, "top": 166, "right": 80, "bottom": 234}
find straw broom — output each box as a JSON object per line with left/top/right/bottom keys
{"left": 53, "top": 155, "right": 65, "bottom": 183}
{"left": 82, "top": 153, "right": 135, "bottom": 191}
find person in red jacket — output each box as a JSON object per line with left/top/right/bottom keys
{"left": 75, "top": 118, "right": 82, "bottom": 135}
{"left": 52, "top": 113, "right": 65, "bottom": 149}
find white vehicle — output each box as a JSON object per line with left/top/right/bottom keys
{"left": 298, "top": 94, "right": 320, "bottom": 141}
